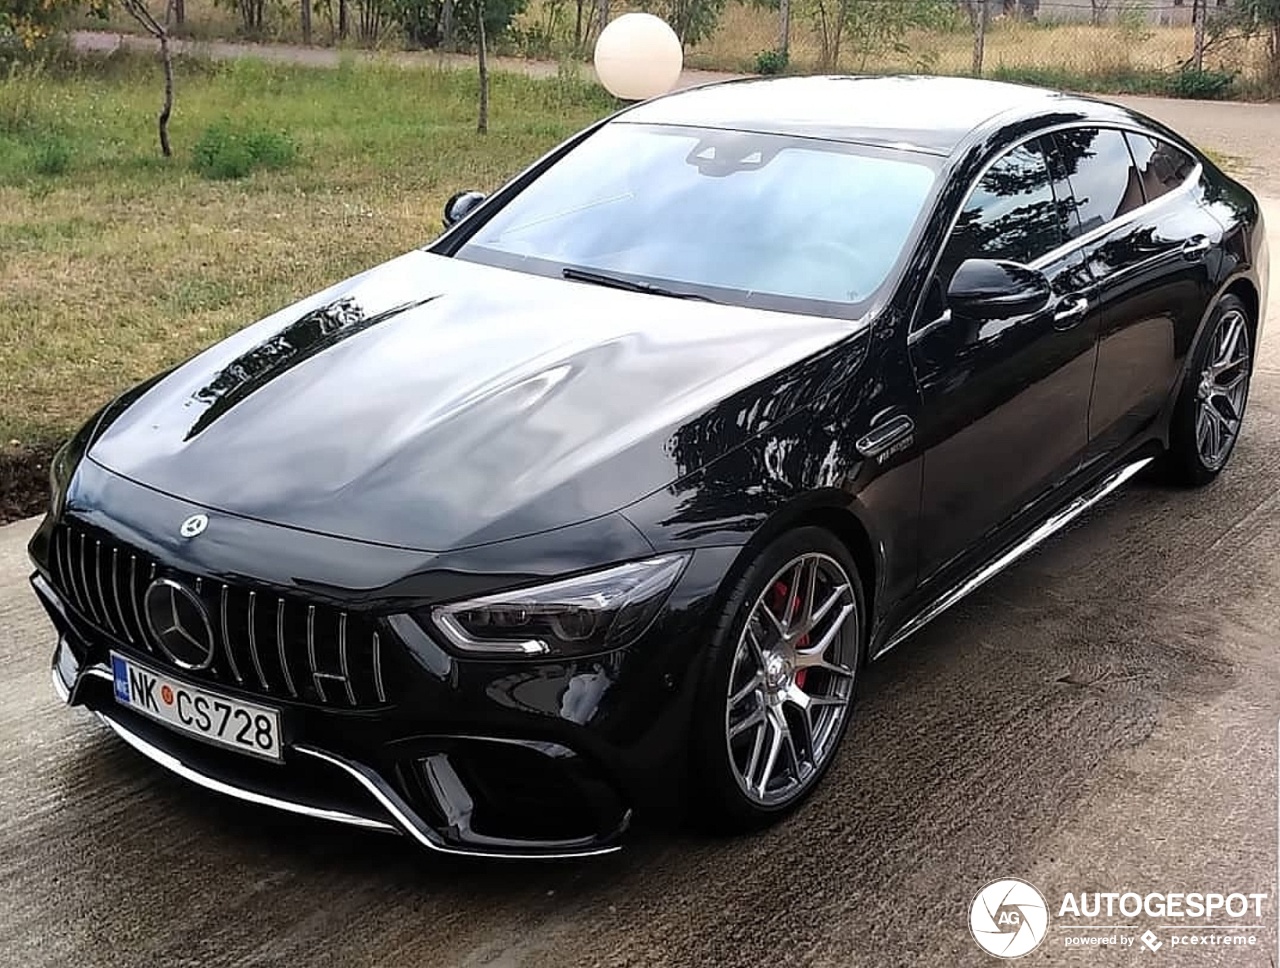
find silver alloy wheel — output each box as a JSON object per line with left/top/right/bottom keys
{"left": 1195, "top": 308, "right": 1251, "bottom": 471}
{"left": 724, "top": 552, "right": 859, "bottom": 807}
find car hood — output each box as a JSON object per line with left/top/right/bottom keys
{"left": 89, "top": 251, "right": 855, "bottom": 552}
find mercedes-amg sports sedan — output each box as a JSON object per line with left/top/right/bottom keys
{"left": 31, "top": 76, "right": 1267, "bottom": 858}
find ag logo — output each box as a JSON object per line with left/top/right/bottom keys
{"left": 969, "top": 878, "right": 1049, "bottom": 959}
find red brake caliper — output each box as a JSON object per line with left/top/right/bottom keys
{"left": 770, "top": 580, "right": 809, "bottom": 689}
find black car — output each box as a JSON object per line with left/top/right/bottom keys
{"left": 30, "top": 76, "right": 1267, "bottom": 858}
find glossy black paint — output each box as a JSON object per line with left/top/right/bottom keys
{"left": 29, "top": 76, "right": 1268, "bottom": 855}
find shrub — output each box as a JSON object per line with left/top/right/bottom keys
{"left": 32, "top": 133, "right": 72, "bottom": 175}
{"left": 754, "top": 48, "right": 788, "bottom": 74}
{"left": 192, "top": 120, "right": 296, "bottom": 180}
{"left": 1170, "top": 67, "right": 1235, "bottom": 100}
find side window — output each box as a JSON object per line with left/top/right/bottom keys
{"left": 1124, "top": 133, "right": 1196, "bottom": 202}
{"left": 936, "top": 137, "right": 1065, "bottom": 292}
{"left": 1052, "top": 128, "right": 1144, "bottom": 236}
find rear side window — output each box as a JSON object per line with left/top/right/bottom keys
{"left": 1124, "top": 133, "right": 1196, "bottom": 201}
{"left": 1052, "top": 128, "right": 1144, "bottom": 236}
{"left": 939, "top": 136, "right": 1064, "bottom": 280}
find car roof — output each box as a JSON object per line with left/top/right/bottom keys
{"left": 618, "top": 75, "right": 1087, "bottom": 155}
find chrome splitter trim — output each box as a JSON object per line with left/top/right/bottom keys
{"left": 94, "top": 708, "right": 398, "bottom": 833}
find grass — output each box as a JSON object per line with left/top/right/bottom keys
{"left": 0, "top": 53, "right": 615, "bottom": 449}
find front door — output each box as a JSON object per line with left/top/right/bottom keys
{"left": 909, "top": 135, "right": 1099, "bottom": 583}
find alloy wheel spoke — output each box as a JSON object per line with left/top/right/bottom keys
{"left": 796, "top": 602, "right": 854, "bottom": 665}
{"left": 754, "top": 713, "right": 785, "bottom": 796}
{"left": 780, "top": 561, "right": 804, "bottom": 631}
{"left": 780, "top": 711, "right": 805, "bottom": 780}
{"left": 730, "top": 704, "right": 766, "bottom": 740}
{"left": 729, "top": 672, "right": 764, "bottom": 709}
{"left": 806, "top": 583, "right": 849, "bottom": 635}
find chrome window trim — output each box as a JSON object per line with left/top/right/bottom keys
{"left": 908, "top": 120, "right": 1203, "bottom": 339}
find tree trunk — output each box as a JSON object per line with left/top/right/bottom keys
{"left": 441, "top": 0, "right": 456, "bottom": 50}
{"left": 158, "top": 29, "right": 174, "bottom": 157}
{"left": 1191, "top": 0, "right": 1206, "bottom": 70}
{"left": 971, "top": 0, "right": 987, "bottom": 76}
{"left": 778, "top": 0, "right": 790, "bottom": 54}
{"left": 476, "top": 0, "right": 489, "bottom": 135}
{"left": 301, "top": 0, "right": 312, "bottom": 43}
{"left": 595, "top": 0, "right": 610, "bottom": 40}
{"left": 338, "top": 0, "right": 348, "bottom": 39}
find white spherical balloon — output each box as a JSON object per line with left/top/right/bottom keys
{"left": 593, "top": 13, "right": 683, "bottom": 101}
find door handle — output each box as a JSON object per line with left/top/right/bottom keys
{"left": 1052, "top": 294, "right": 1089, "bottom": 329}
{"left": 1182, "top": 235, "right": 1212, "bottom": 259}
{"left": 855, "top": 414, "right": 915, "bottom": 460}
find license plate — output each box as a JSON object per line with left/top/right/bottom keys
{"left": 111, "top": 652, "right": 282, "bottom": 762}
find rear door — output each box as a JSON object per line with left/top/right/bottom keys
{"left": 1049, "top": 127, "right": 1223, "bottom": 463}
{"left": 909, "top": 135, "right": 1099, "bottom": 582}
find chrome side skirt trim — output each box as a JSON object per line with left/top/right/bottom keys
{"left": 94, "top": 708, "right": 397, "bottom": 832}
{"left": 51, "top": 666, "right": 70, "bottom": 703}
{"left": 878, "top": 456, "right": 1154, "bottom": 656}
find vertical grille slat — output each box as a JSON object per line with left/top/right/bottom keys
{"left": 78, "top": 533, "right": 100, "bottom": 626}
{"left": 338, "top": 613, "right": 358, "bottom": 706}
{"left": 247, "top": 590, "right": 270, "bottom": 691}
{"left": 129, "top": 555, "right": 151, "bottom": 653}
{"left": 373, "top": 631, "right": 387, "bottom": 704}
{"left": 109, "top": 548, "right": 134, "bottom": 644}
{"left": 46, "top": 522, "right": 393, "bottom": 708}
{"left": 57, "top": 527, "right": 82, "bottom": 613}
{"left": 277, "top": 598, "right": 297, "bottom": 698}
{"left": 307, "top": 604, "right": 326, "bottom": 703}
{"left": 220, "top": 585, "right": 245, "bottom": 684}
{"left": 93, "top": 540, "right": 118, "bottom": 638}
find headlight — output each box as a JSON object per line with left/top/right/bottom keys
{"left": 427, "top": 553, "right": 689, "bottom": 658}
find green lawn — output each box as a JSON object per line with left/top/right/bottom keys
{"left": 0, "top": 53, "right": 615, "bottom": 447}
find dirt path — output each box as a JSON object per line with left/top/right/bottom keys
{"left": 72, "top": 29, "right": 1280, "bottom": 193}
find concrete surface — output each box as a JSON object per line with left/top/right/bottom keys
{"left": 3, "top": 68, "right": 1280, "bottom": 964}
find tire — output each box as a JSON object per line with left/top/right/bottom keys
{"left": 689, "top": 526, "right": 866, "bottom": 834}
{"left": 1165, "top": 294, "right": 1254, "bottom": 487}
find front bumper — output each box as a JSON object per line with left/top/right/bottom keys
{"left": 32, "top": 505, "right": 737, "bottom": 858}
{"left": 45, "top": 586, "right": 628, "bottom": 858}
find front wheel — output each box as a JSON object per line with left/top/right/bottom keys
{"left": 690, "top": 527, "right": 865, "bottom": 833}
{"left": 1165, "top": 294, "right": 1254, "bottom": 486}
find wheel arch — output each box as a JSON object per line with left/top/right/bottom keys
{"left": 709, "top": 491, "right": 882, "bottom": 643}
{"left": 1222, "top": 277, "right": 1260, "bottom": 341}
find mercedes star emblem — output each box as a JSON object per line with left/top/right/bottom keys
{"left": 143, "top": 578, "right": 217, "bottom": 670}
{"left": 180, "top": 513, "right": 209, "bottom": 538}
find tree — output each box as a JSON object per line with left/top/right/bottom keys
{"left": 117, "top": 0, "right": 176, "bottom": 157}
{"left": 2, "top": 0, "right": 103, "bottom": 50}
{"left": 637, "top": 0, "right": 728, "bottom": 47}
{"left": 475, "top": 0, "right": 489, "bottom": 133}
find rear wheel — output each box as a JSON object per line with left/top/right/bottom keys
{"left": 691, "top": 527, "right": 865, "bottom": 833}
{"left": 1165, "top": 294, "right": 1253, "bottom": 486}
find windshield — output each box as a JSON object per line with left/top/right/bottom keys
{"left": 453, "top": 123, "right": 939, "bottom": 318}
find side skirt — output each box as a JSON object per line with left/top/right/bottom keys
{"left": 874, "top": 456, "right": 1154, "bottom": 658}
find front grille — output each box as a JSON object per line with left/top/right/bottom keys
{"left": 47, "top": 522, "right": 392, "bottom": 709}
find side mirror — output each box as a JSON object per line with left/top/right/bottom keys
{"left": 947, "top": 258, "right": 1051, "bottom": 321}
{"left": 443, "top": 190, "right": 486, "bottom": 228}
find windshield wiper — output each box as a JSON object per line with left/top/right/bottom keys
{"left": 562, "top": 266, "right": 713, "bottom": 302}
